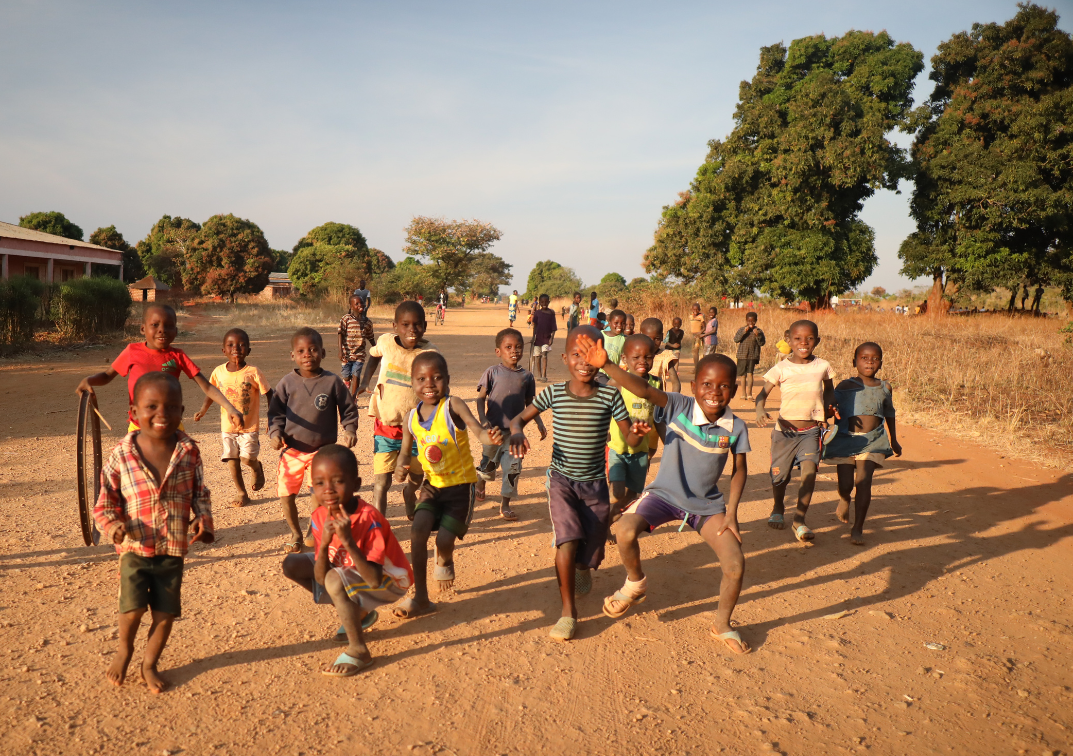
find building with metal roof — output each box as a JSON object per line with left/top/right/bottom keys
{"left": 0, "top": 220, "right": 124, "bottom": 282}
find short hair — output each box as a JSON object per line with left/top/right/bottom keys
{"left": 223, "top": 327, "right": 250, "bottom": 346}
{"left": 671, "top": 317, "right": 682, "bottom": 325}
{"left": 411, "top": 350, "right": 448, "bottom": 376}
{"left": 623, "top": 333, "right": 655, "bottom": 355}
{"left": 291, "top": 326, "right": 323, "bottom": 348}
{"left": 607, "top": 309, "right": 626, "bottom": 322}
{"left": 573, "top": 291, "right": 581, "bottom": 298}
{"left": 312, "top": 444, "right": 359, "bottom": 481}
{"left": 132, "top": 371, "right": 181, "bottom": 403}
{"left": 496, "top": 328, "right": 523, "bottom": 347}
{"left": 788, "top": 319, "right": 819, "bottom": 338}
{"left": 625, "top": 313, "right": 635, "bottom": 322}
{"left": 538, "top": 293, "right": 550, "bottom": 303}
{"left": 143, "top": 303, "right": 176, "bottom": 323}
{"left": 590, "top": 292, "right": 598, "bottom": 299}
{"left": 695, "top": 353, "right": 737, "bottom": 379}
{"left": 854, "top": 341, "right": 883, "bottom": 360}
{"left": 640, "top": 317, "right": 663, "bottom": 335}
{"left": 395, "top": 300, "right": 426, "bottom": 324}
{"left": 348, "top": 293, "right": 362, "bottom": 303}
{"left": 566, "top": 323, "right": 603, "bottom": 348}
{"left": 745, "top": 311, "right": 758, "bottom": 321}
{"left": 358, "top": 279, "right": 366, "bottom": 288}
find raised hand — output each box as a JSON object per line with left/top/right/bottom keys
{"left": 574, "top": 334, "right": 607, "bottom": 369}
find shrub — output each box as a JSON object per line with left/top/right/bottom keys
{"left": 0, "top": 275, "right": 46, "bottom": 345}
{"left": 50, "top": 276, "right": 132, "bottom": 340}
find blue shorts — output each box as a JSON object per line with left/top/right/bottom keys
{"left": 625, "top": 491, "right": 720, "bottom": 532}
{"left": 608, "top": 449, "right": 650, "bottom": 493}
{"left": 340, "top": 361, "right": 364, "bottom": 383}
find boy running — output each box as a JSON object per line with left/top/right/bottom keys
{"left": 530, "top": 293, "right": 558, "bottom": 382}
{"left": 576, "top": 337, "right": 751, "bottom": 655}
{"left": 338, "top": 294, "right": 375, "bottom": 399}
{"left": 509, "top": 325, "right": 647, "bottom": 642}
{"left": 755, "top": 320, "right": 837, "bottom": 542}
{"left": 95, "top": 372, "right": 214, "bottom": 693}
{"left": 475, "top": 328, "right": 547, "bottom": 520}
{"left": 732, "top": 312, "right": 766, "bottom": 400}
{"left": 192, "top": 328, "right": 271, "bottom": 508}
{"left": 268, "top": 327, "right": 359, "bottom": 553}
{"left": 282, "top": 445, "right": 413, "bottom": 677}
{"left": 393, "top": 352, "right": 502, "bottom": 617}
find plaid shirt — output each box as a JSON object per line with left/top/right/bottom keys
{"left": 339, "top": 313, "right": 374, "bottom": 363}
{"left": 94, "top": 431, "right": 213, "bottom": 558}
{"left": 733, "top": 325, "right": 766, "bottom": 361}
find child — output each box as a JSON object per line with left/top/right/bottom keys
{"left": 664, "top": 317, "right": 684, "bottom": 364}
{"left": 338, "top": 294, "right": 375, "bottom": 399}
{"left": 824, "top": 342, "right": 902, "bottom": 545}
{"left": 508, "top": 290, "right": 519, "bottom": 326}
{"left": 689, "top": 303, "right": 705, "bottom": 368}
{"left": 597, "top": 312, "right": 607, "bottom": 331}
{"left": 568, "top": 292, "right": 582, "bottom": 332}
{"left": 702, "top": 306, "right": 720, "bottom": 356}
{"left": 732, "top": 312, "right": 766, "bottom": 400}
{"left": 281, "top": 445, "right": 413, "bottom": 676}
{"left": 775, "top": 329, "right": 792, "bottom": 361}
{"left": 94, "top": 372, "right": 213, "bottom": 693}
{"left": 393, "top": 352, "right": 501, "bottom": 617}
{"left": 641, "top": 317, "right": 681, "bottom": 393}
{"left": 530, "top": 293, "right": 558, "bottom": 382}
{"left": 755, "top": 320, "right": 837, "bottom": 542}
{"left": 192, "top": 328, "right": 271, "bottom": 508}
{"left": 588, "top": 292, "right": 600, "bottom": 326}
{"left": 575, "top": 338, "right": 751, "bottom": 655}
{"left": 607, "top": 334, "right": 661, "bottom": 525}
{"left": 356, "top": 301, "right": 438, "bottom": 518}
{"left": 268, "top": 327, "right": 359, "bottom": 553}
{"left": 509, "top": 325, "right": 647, "bottom": 642}
{"left": 623, "top": 314, "right": 636, "bottom": 336}
{"left": 597, "top": 309, "right": 627, "bottom": 385}
{"left": 76, "top": 303, "right": 242, "bottom": 430}
{"left": 475, "top": 328, "right": 547, "bottom": 520}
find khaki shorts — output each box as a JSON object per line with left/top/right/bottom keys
{"left": 221, "top": 431, "right": 259, "bottom": 461}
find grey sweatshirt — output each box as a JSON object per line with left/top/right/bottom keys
{"left": 267, "top": 369, "right": 359, "bottom": 453}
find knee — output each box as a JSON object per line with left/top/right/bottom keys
{"left": 323, "top": 568, "right": 347, "bottom": 599}
{"left": 722, "top": 557, "right": 745, "bottom": 582}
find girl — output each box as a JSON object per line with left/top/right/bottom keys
{"left": 823, "top": 342, "right": 902, "bottom": 545}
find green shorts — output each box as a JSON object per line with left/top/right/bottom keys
{"left": 415, "top": 480, "right": 475, "bottom": 539}
{"left": 119, "top": 553, "right": 184, "bottom": 616}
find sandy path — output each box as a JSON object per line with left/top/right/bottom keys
{"left": 0, "top": 303, "right": 1070, "bottom": 756}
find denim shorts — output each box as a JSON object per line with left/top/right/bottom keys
{"left": 340, "top": 361, "right": 364, "bottom": 383}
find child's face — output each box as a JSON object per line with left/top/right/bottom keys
{"left": 412, "top": 361, "right": 449, "bottom": 405}
{"left": 349, "top": 297, "right": 365, "bottom": 317}
{"left": 640, "top": 322, "right": 663, "bottom": 344}
{"left": 563, "top": 333, "right": 598, "bottom": 384}
{"left": 691, "top": 304, "right": 700, "bottom": 315}
{"left": 789, "top": 324, "right": 820, "bottom": 360}
{"left": 291, "top": 336, "right": 325, "bottom": 375}
{"left": 623, "top": 341, "right": 654, "bottom": 377}
{"left": 311, "top": 457, "right": 359, "bottom": 517}
{"left": 708, "top": 308, "right": 717, "bottom": 319}
{"left": 133, "top": 382, "right": 183, "bottom": 439}
{"left": 608, "top": 314, "right": 626, "bottom": 336}
{"left": 691, "top": 362, "right": 737, "bottom": 422}
{"left": 574, "top": 294, "right": 581, "bottom": 303}
{"left": 141, "top": 308, "right": 178, "bottom": 351}
{"left": 624, "top": 316, "right": 635, "bottom": 336}
{"left": 745, "top": 314, "right": 757, "bottom": 326}
{"left": 855, "top": 345, "right": 883, "bottom": 378}
{"left": 672, "top": 318, "right": 682, "bottom": 329}
{"left": 394, "top": 310, "right": 427, "bottom": 349}
{"left": 539, "top": 296, "right": 550, "bottom": 309}
{"left": 496, "top": 334, "right": 524, "bottom": 368}
{"left": 223, "top": 334, "right": 251, "bottom": 366}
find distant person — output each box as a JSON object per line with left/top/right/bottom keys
{"left": 352, "top": 279, "right": 371, "bottom": 312}
{"left": 508, "top": 290, "right": 519, "bottom": 326}
{"left": 588, "top": 292, "right": 600, "bottom": 326}
{"left": 530, "top": 294, "right": 558, "bottom": 382}
{"left": 702, "top": 306, "right": 719, "bottom": 356}
{"left": 732, "top": 311, "right": 765, "bottom": 401}
{"left": 689, "top": 303, "right": 705, "bottom": 367}
{"left": 664, "top": 317, "right": 684, "bottom": 365}
{"left": 774, "top": 329, "right": 792, "bottom": 361}
{"left": 568, "top": 291, "right": 582, "bottom": 332}
{"left": 336, "top": 294, "right": 375, "bottom": 399}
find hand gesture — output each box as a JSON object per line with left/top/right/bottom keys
{"left": 270, "top": 435, "right": 284, "bottom": 450}
{"left": 193, "top": 409, "right": 206, "bottom": 422}
{"left": 112, "top": 522, "right": 127, "bottom": 545}
{"left": 487, "top": 426, "right": 504, "bottom": 446}
{"left": 76, "top": 379, "right": 94, "bottom": 397}
{"left": 717, "top": 513, "right": 742, "bottom": 544}
{"left": 630, "top": 420, "right": 652, "bottom": 437}
{"left": 393, "top": 464, "right": 409, "bottom": 484}
{"left": 331, "top": 513, "right": 354, "bottom": 546}
{"left": 342, "top": 431, "right": 356, "bottom": 449}
{"left": 891, "top": 440, "right": 903, "bottom": 457}
{"left": 825, "top": 404, "right": 841, "bottom": 421}
{"left": 574, "top": 334, "right": 607, "bottom": 369}
{"left": 509, "top": 432, "right": 530, "bottom": 459}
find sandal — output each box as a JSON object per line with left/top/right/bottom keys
{"left": 392, "top": 597, "right": 437, "bottom": 619}
{"left": 575, "top": 569, "right": 592, "bottom": 596}
{"left": 549, "top": 617, "right": 577, "bottom": 642}
{"left": 321, "top": 651, "right": 374, "bottom": 677}
{"left": 332, "top": 610, "right": 380, "bottom": 642}
{"left": 602, "top": 590, "right": 646, "bottom": 619}
{"left": 282, "top": 539, "right": 302, "bottom": 554}
{"left": 500, "top": 507, "right": 518, "bottom": 521}
{"left": 767, "top": 513, "right": 785, "bottom": 530}
{"left": 791, "top": 523, "right": 815, "bottom": 542}
{"left": 710, "top": 628, "right": 751, "bottom": 655}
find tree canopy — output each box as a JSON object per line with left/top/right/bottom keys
{"left": 524, "top": 260, "right": 584, "bottom": 299}
{"left": 19, "top": 211, "right": 83, "bottom": 241}
{"left": 898, "top": 3, "right": 1073, "bottom": 310}
{"left": 403, "top": 216, "right": 502, "bottom": 290}
{"left": 287, "top": 222, "right": 392, "bottom": 294}
{"left": 183, "top": 214, "right": 274, "bottom": 301}
{"left": 89, "top": 225, "right": 143, "bottom": 282}
{"left": 135, "top": 216, "right": 201, "bottom": 286}
{"left": 464, "top": 252, "right": 513, "bottom": 297}
{"left": 646, "top": 31, "right": 923, "bottom": 307}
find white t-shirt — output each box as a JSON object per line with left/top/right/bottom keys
{"left": 762, "top": 357, "right": 836, "bottom": 422}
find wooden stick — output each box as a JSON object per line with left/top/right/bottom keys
{"left": 93, "top": 406, "right": 113, "bottom": 431}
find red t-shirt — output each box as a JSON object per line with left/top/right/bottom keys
{"left": 309, "top": 499, "right": 414, "bottom": 590}
{"left": 111, "top": 343, "right": 200, "bottom": 424}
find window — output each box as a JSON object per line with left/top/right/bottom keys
{"left": 61, "top": 269, "right": 75, "bottom": 282}
{"left": 24, "top": 266, "right": 40, "bottom": 280}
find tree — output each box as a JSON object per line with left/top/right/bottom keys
{"left": 870, "top": 286, "right": 887, "bottom": 298}
{"left": 288, "top": 244, "right": 355, "bottom": 294}
{"left": 464, "top": 252, "right": 513, "bottom": 297}
{"left": 523, "top": 260, "right": 584, "bottom": 299}
{"left": 600, "top": 272, "right": 627, "bottom": 289}
{"left": 288, "top": 222, "right": 391, "bottom": 292}
{"left": 271, "top": 249, "right": 292, "bottom": 273}
{"left": 89, "top": 225, "right": 143, "bottom": 282}
{"left": 181, "top": 214, "right": 274, "bottom": 301}
{"left": 19, "top": 211, "right": 83, "bottom": 241}
{"left": 293, "top": 222, "right": 368, "bottom": 254}
{"left": 898, "top": 3, "right": 1073, "bottom": 313}
{"left": 403, "top": 216, "right": 502, "bottom": 291}
{"left": 646, "top": 32, "right": 924, "bottom": 308}
{"left": 136, "top": 216, "right": 201, "bottom": 286}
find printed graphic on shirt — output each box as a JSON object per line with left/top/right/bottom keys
{"left": 314, "top": 394, "right": 329, "bottom": 411}
{"left": 161, "top": 358, "right": 179, "bottom": 374}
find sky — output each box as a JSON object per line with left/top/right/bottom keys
{"left": 2, "top": 0, "right": 1069, "bottom": 294}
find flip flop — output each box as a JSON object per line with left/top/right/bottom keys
{"left": 475, "top": 487, "right": 486, "bottom": 502}
{"left": 602, "top": 590, "right": 646, "bottom": 619}
{"left": 500, "top": 508, "right": 518, "bottom": 521}
{"left": 321, "top": 651, "right": 374, "bottom": 677}
{"left": 433, "top": 564, "right": 456, "bottom": 586}
{"left": 282, "top": 539, "right": 302, "bottom": 554}
{"left": 332, "top": 610, "right": 380, "bottom": 642}
{"left": 549, "top": 617, "right": 577, "bottom": 642}
{"left": 710, "top": 628, "right": 751, "bottom": 655}
{"left": 575, "top": 569, "right": 592, "bottom": 596}
{"left": 392, "top": 597, "right": 437, "bottom": 619}
{"left": 791, "top": 523, "right": 815, "bottom": 542}
{"left": 767, "top": 513, "right": 785, "bottom": 530}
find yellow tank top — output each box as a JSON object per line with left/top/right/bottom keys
{"left": 608, "top": 375, "right": 661, "bottom": 454}
{"left": 408, "top": 397, "right": 478, "bottom": 488}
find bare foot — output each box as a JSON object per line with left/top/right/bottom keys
{"left": 141, "top": 662, "right": 170, "bottom": 694}
{"left": 232, "top": 494, "right": 250, "bottom": 508}
{"left": 851, "top": 529, "right": 866, "bottom": 546}
{"left": 251, "top": 460, "right": 265, "bottom": 491}
{"left": 836, "top": 498, "right": 850, "bottom": 524}
{"left": 105, "top": 649, "right": 133, "bottom": 687}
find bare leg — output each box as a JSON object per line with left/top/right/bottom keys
{"left": 371, "top": 472, "right": 391, "bottom": 517}
{"left": 745, "top": 371, "right": 755, "bottom": 399}
{"left": 226, "top": 459, "right": 249, "bottom": 507}
{"left": 409, "top": 510, "right": 436, "bottom": 610}
{"left": 323, "top": 569, "right": 371, "bottom": 673}
{"left": 402, "top": 470, "right": 422, "bottom": 520}
{"left": 106, "top": 608, "right": 145, "bottom": 687}
{"left": 614, "top": 514, "right": 648, "bottom": 582}
{"left": 835, "top": 463, "right": 854, "bottom": 523}
{"left": 434, "top": 528, "right": 457, "bottom": 592}
{"left": 851, "top": 460, "right": 878, "bottom": 544}
{"left": 699, "top": 514, "right": 748, "bottom": 651}
{"left": 794, "top": 460, "right": 818, "bottom": 528}
{"left": 246, "top": 457, "right": 265, "bottom": 491}
{"left": 769, "top": 480, "right": 789, "bottom": 527}
{"left": 280, "top": 494, "right": 302, "bottom": 544}
{"left": 609, "top": 481, "right": 627, "bottom": 544}
{"left": 281, "top": 552, "right": 315, "bottom": 593}
{"left": 140, "top": 610, "right": 175, "bottom": 694}
{"left": 555, "top": 540, "right": 580, "bottom": 619}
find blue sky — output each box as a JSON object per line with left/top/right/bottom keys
{"left": 2, "top": 1, "right": 1067, "bottom": 293}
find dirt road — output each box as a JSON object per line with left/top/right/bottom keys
{"left": 0, "top": 302, "right": 1070, "bottom": 755}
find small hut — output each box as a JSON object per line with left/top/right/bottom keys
{"left": 260, "top": 272, "right": 293, "bottom": 300}
{"left": 128, "top": 276, "right": 170, "bottom": 302}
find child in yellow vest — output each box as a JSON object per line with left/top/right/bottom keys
{"left": 392, "top": 352, "right": 501, "bottom": 618}
{"left": 608, "top": 335, "right": 662, "bottom": 531}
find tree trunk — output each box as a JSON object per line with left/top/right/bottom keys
{"left": 812, "top": 293, "right": 831, "bottom": 311}
{"left": 927, "top": 272, "right": 946, "bottom": 317}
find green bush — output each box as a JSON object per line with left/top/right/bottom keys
{"left": 0, "top": 275, "right": 46, "bottom": 345}
{"left": 50, "top": 276, "right": 132, "bottom": 340}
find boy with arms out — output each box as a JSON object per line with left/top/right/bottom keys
{"left": 755, "top": 320, "right": 837, "bottom": 542}
{"left": 338, "top": 294, "right": 375, "bottom": 399}
{"left": 268, "top": 328, "right": 359, "bottom": 553}
{"left": 393, "top": 353, "right": 502, "bottom": 617}
{"left": 356, "top": 301, "right": 439, "bottom": 518}
{"left": 578, "top": 338, "right": 751, "bottom": 655}
{"left": 76, "top": 303, "right": 242, "bottom": 430}
{"left": 529, "top": 293, "right": 558, "bottom": 382}
{"left": 192, "top": 328, "right": 271, "bottom": 508}
{"left": 282, "top": 445, "right": 413, "bottom": 677}
{"left": 509, "top": 326, "right": 648, "bottom": 642}
{"left": 475, "top": 328, "right": 547, "bottom": 520}
{"left": 607, "top": 334, "right": 661, "bottom": 527}
{"left": 95, "top": 372, "right": 214, "bottom": 693}
{"left": 732, "top": 311, "right": 766, "bottom": 401}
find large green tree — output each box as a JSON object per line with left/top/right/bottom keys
{"left": 403, "top": 216, "right": 502, "bottom": 290}
{"left": 183, "top": 214, "right": 274, "bottom": 301}
{"left": 898, "top": 3, "right": 1073, "bottom": 312}
{"left": 647, "top": 31, "right": 923, "bottom": 307}
{"left": 288, "top": 222, "right": 392, "bottom": 292}
{"left": 524, "top": 260, "right": 584, "bottom": 299}
{"left": 136, "top": 216, "right": 201, "bottom": 286}
{"left": 89, "top": 225, "right": 143, "bottom": 282}
{"left": 19, "top": 211, "right": 83, "bottom": 241}
{"left": 464, "top": 252, "right": 513, "bottom": 297}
